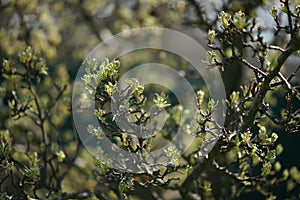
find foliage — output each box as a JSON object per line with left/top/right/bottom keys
{"left": 0, "top": 0, "right": 300, "bottom": 200}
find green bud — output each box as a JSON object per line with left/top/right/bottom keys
{"left": 290, "top": 167, "right": 300, "bottom": 181}
{"left": 282, "top": 169, "right": 289, "bottom": 180}
{"left": 26, "top": 132, "right": 34, "bottom": 143}
{"left": 208, "top": 29, "right": 217, "bottom": 44}
{"left": 165, "top": 145, "right": 179, "bottom": 163}
{"left": 296, "top": 5, "right": 300, "bottom": 16}
{"left": 25, "top": 166, "right": 40, "bottom": 180}
{"left": 280, "top": 3, "right": 288, "bottom": 13}
{"left": 95, "top": 109, "right": 106, "bottom": 124}
{"left": 243, "top": 181, "right": 251, "bottom": 186}
{"left": 267, "top": 195, "right": 277, "bottom": 200}
{"left": 203, "top": 180, "right": 212, "bottom": 192}
{"left": 35, "top": 59, "right": 48, "bottom": 75}
{"left": 197, "top": 90, "right": 205, "bottom": 105}
{"left": 19, "top": 46, "right": 34, "bottom": 64}
{"left": 145, "top": 137, "right": 152, "bottom": 145}
{"left": 287, "top": 180, "right": 296, "bottom": 191}
{"left": 219, "top": 11, "right": 231, "bottom": 28}
{"left": 207, "top": 99, "right": 216, "bottom": 112}
{"left": 274, "top": 162, "right": 281, "bottom": 172}
{"left": 50, "top": 143, "right": 59, "bottom": 154}
{"left": 266, "top": 150, "right": 276, "bottom": 163}
{"left": 40, "top": 143, "right": 46, "bottom": 153}
{"left": 127, "top": 78, "right": 144, "bottom": 97}
{"left": 252, "top": 154, "right": 261, "bottom": 166}
{"left": 262, "top": 162, "right": 272, "bottom": 176}
{"left": 8, "top": 99, "right": 15, "bottom": 110}
{"left": 0, "top": 130, "right": 11, "bottom": 143}
{"left": 276, "top": 144, "right": 284, "bottom": 155}
{"left": 0, "top": 87, "right": 5, "bottom": 98}
{"left": 153, "top": 93, "right": 171, "bottom": 108}
{"left": 258, "top": 125, "right": 267, "bottom": 141}
{"left": 87, "top": 124, "right": 105, "bottom": 140}
{"left": 4, "top": 160, "right": 14, "bottom": 174}
{"left": 206, "top": 51, "right": 216, "bottom": 65}
{"left": 56, "top": 150, "right": 66, "bottom": 162}
{"left": 112, "top": 136, "right": 122, "bottom": 146}
{"left": 94, "top": 157, "right": 110, "bottom": 173}
{"left": 30, "top": 152, "right": 39, "bottom": 167}
{"left": 241, "top": 131, "right": 252, "bottom": 143}
{"left": 104, "top": 82, "right": 116, "bottom": 97}
{"left": 271, "top": 133, "right": 278, "bottom": 143}
{"left": 119, "top": 181, "right": 126, "bottom": 193}
{"left": 2, "top": 59, "right": 12, "bottom": 72}
{"left": 272, "top": 7, "right": 277, "bottom": 19}
{"left": 230, "top": 91, "right": 240, "bottom": 110}
{"left": 232, "top": 11, "right": 247, "bottom": 30}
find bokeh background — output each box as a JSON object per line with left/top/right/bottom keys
{"left": 0, "top": 0, "right": 299, "bottom": 199}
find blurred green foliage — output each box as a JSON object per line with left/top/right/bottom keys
{"left": 0, "top": 0, "right": 300, "bottom": 200}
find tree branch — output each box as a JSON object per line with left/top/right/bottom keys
{"left": 241, "top": 37, "right": 300, "bottom": 132}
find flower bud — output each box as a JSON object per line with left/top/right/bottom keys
{"left": 56, "top": 150, "right": 66, "bottom": 162}
{"left": 296, "top": 5, "right": 300, "bottom": 15}
{"left": 272, "top": 7, "right": 277, "bottom": 19}
{"left": 280, "top": 3, "right": 288, "bottom": 13}
{"left": 206, "top": 51, "right": 216, "bottom": 64}
{"left": 208, "top": 29, "right": 217, "bottom": 44}
{"left": 232, "top": 11, "right": 247, "bottom": 30}
{"left": 219, "top": 11, "right": 231, "bottom": 28}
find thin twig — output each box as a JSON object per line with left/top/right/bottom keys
{"left": 241, "top": 59, "right": 267, "bottom": 76}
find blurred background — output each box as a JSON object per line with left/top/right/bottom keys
{"left": 0, "top": 0, "right": 299, "bottom": 199}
